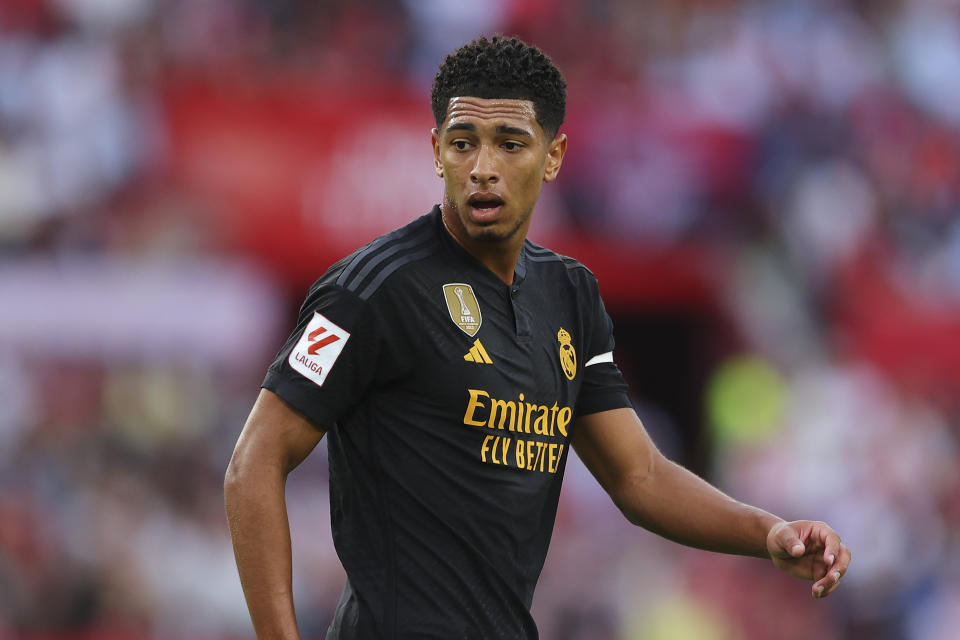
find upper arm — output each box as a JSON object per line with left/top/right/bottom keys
{"left": 571, "top": 407, "right": 661, "bottom": 505}
{"left": 227, "top": 388, "right": 326, "bottom": 479}
{"left": 261, "top": 278, "right": 417, "bottom": 432}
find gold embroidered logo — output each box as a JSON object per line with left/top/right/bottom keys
{"left": 443, "top": 283, "right": 482, "bottom": 337}
{"left": 463, "top": 339, "right": 493, "bottom": 364}
{"left": 558, "top": 328, "right": 576, "bottom": 380}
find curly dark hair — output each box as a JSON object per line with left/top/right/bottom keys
{"left": 431, "top": 35, "right": 567, "bottom": 138}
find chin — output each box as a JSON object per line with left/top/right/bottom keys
{"left": 469, "top": 228, "right": 511, "bottom": 243}
{"left": 465, "top": 217, "right": 526, "bottom": 243}
{"left": 447, "top": 200, "right": 526, "bottom": 244}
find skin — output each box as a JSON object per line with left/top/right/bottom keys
{"left": 225, "top": 96, "right": 850, "bottom": 639}
{"left": 431, "top": 97, "right": 566, "bottom": 284}
{"left": 225, "top": 390, "right": 323, "bottom": 640}
{"left": 573, "top": 408, "right": 851, "bottom": 598}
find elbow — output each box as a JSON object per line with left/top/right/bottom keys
{"left": 224, "top": 429, "right": 261, "bottom": 497}
{"left": 612, "top": 451, "right": 661, "bottom": 527}
{"left": 224, "top": 449, "right": 251, "bottom": 499}
{"left": 224, "top": 456, "right": 242, "bottom": 498}
{"left": 614, "top": 478, "right": 648, "bottom": 527}
{"left": 224, "top": 442, "right": 286, "bottom": 502}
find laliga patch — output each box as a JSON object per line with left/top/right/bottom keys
{"left": 288, "top": 312, "right": 350, "bottom": 387}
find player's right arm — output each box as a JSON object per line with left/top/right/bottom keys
{"left": 224, "top": 388, "right": 326, "bottom": 640}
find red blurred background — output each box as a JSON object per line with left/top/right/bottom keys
{"left": 1, "top": 1, "right": 959, "bottom": 638}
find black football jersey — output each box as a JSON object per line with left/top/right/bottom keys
{"left": 263, "top": 206, "right": 630, "bottom": 639}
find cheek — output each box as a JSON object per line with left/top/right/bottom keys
{"left": 444, "top": 171, "right": 466, "bottom": 194}
{"left": 441, "top": 156, "right": 469, "bottom": 183}
{"left": 438, "top": 162, "right": 457, "bottom": 186}
{"left": 517, "top": 166, "right": 545, "bottom": 199}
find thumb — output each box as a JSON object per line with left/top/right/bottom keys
{"left": 773, "top": 523, "right": 806, "bottom": 558}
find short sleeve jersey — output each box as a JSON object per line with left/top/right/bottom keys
{"left": 263, "top": 206, "right": 630, "bottom": 640}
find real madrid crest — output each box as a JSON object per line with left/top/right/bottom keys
{"left": 443, "top": 283, "right": 482, "bottom": 337}
{"left": 557, "top": 328, "right": 576, "bottom": 380}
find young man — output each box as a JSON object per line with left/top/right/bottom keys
{"left": 225, "top": 36, "right": 851, "bottom": 639}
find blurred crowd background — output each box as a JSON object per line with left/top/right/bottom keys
{"left": 2, "top": 0, "right": 960, "bottom": 638}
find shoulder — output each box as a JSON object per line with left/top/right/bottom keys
{"left": 314, "top": 210, "right": 443, "bottom": 303}
{"left": 524, "top": 239, "right": 598, "bottom": 286}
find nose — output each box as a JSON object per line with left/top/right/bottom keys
{"left": 470, "top": 144, "right": 499, "bottom": 184}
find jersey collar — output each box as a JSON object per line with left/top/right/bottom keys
{"left": 432, "top": 205, "right": 528, "bottom": 288}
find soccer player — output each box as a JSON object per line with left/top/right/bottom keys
{"left": 224, "top": 35, "right": 851, "bottom": 639}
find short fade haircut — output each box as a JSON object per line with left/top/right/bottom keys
{"left": 431, "top": 35, "right": 567, "bottom": 139}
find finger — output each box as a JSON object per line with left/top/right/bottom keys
{"left": 813, "top": 525, "right": 842, "bottom": 568}
{"left": 776, "top": 524, "right": 806, "bottom": 558}
{"left": 834, "top": 543, "right": 851, "bottom": 578}
{"left": 813, "top": 544, "right": 851, "bottom": 598}
{"left": 812, "top": 568, "right": 842, "bottom": 598}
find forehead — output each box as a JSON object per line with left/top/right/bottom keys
{"left": 443, "top": 97, "right": 540, "bottom": 132}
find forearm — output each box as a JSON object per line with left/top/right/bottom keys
{"left": 616, "top": 454, "right": 782, "bottom": 558}
{"left": 224, "top": 461, "right": 301, "bottom": 640}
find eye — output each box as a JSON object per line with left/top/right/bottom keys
{"left": 502, "top": 141, "right": 524, "bottom": 152}
{"left": 452, "top": 140, "right": 471, "bottom": 151}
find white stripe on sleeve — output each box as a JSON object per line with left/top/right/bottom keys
{"left": 584, "top": 351, "right": 614, "bottom": 367}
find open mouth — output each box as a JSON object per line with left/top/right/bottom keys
{"left": 467, "top": 193, "right": 505, "bottom": 220}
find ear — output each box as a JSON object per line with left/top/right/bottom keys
{"left": 431, "top": 128, "right": 443, "bottom": 178}
{"left": 543, "top": 133, "right": 567, "bottom": 183}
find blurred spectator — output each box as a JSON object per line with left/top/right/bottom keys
{"left": 2, "top": 1, "right": 960, "bottom": 638}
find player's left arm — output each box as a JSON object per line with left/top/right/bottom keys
{"left": 571, "top": 407, "right": 851, "bottom": 598}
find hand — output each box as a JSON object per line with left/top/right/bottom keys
{"left": 766, "top": 520, "right": 851, "bottom": 598}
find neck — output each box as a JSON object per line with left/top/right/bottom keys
{"left": 440, "top": 205, "right": 525, "bottom": 285}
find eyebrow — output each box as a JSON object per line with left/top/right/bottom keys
{"left": 496, "top": 125, "right": 533, "bottom": 137}
{"left": 445, "top": 122, "right": 534, "bottom": 137}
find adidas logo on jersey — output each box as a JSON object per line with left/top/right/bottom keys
{"left": 463, "top": 339, "right": 493, "bottom": 364}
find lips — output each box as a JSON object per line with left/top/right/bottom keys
{"left": 468, "top": 193, "right": 505, "bottom": 209}
{"left": 467, "top": 193, "right": 505, "bottom": 222}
